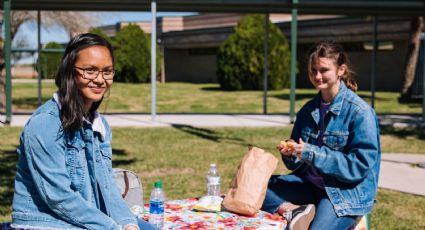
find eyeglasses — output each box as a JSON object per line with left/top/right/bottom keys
{"left": 74, "top": 66, "right": 115, "bottom": 80}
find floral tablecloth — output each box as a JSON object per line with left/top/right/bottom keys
{"left": 141, "top": 198, "right": 287, "bottom": 230}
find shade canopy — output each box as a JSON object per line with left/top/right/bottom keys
{"left": 1, "top": 0, "right": 424, "bottom": 16}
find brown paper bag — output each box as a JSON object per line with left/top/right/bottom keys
{"left": 222, "top": 146, "right": 278, "bottom": 216}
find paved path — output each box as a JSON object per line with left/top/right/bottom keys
{"left": 2, "top": 114, "right": 292, "bottom": 127}
{"left": 2, "top": 113, "right": 425, "bottom": 196}
{"left": 2, "top": 113, "right": 424, "bottom": 128}
{"left": 379, "top": 154, "right": 425, "bottom": 196}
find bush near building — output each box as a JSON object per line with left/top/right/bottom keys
{"left": 217, "top": 14, "right": 291, "bottom": 90}
{"left": 113, "top": 24, "right": 161, "bottom": 83}
{"left": 39, "top": 42, "right": 63, "bottom": 79}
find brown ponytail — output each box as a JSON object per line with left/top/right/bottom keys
{"left": 308, "top": 40, "right": 358, "bottom": 91}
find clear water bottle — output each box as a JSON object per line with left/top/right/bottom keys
{"left": 149, "top": 180, "right": 165, "bottom": 229}
{"left": 207, "top": 163, "right": 220, "bottom": 197}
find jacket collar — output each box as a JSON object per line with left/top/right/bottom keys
{"left": 328, "top": 81, "right": 348, "bottom": 116}
{"left": 310, "top": 81, "right": 348, "bottom": 124}
{"left": 53, "top": 92, "right": 106, "bottom": 140}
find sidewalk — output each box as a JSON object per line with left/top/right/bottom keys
{"left": 2, "top": 113, "right": 424, "bottom": 128}
{"left": 379, "top": 154, "right": 425, "bottom": 196}
{"left": 2, "top": 114, "right": 292, "bottom": 127}
{"left": 1, "top": 113, "right": 425, "bottom": 196}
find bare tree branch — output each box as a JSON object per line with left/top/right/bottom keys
{"left": 0, "top": 10, "right": 98, "bottom": 114}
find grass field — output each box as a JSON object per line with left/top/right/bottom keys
{"left": 11, "top": 81, "right": 423, "bottom": 114}
{"left": 1, "top": 126, "right": 425, "bottom": 229}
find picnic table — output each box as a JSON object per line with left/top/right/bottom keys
{"left": 1, "top": 197, "right": 369, "bottom": 229}
{"left": 0, "top": 197, "right": 286, "bottom": 230}
{"left": 141, "top": 197, "right": 287, "bottom": 229}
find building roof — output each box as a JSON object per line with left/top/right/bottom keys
{"left": 2, "top": 0, "right": 425, "bottom": 16}
{"left": 159, "top": 16, "right": 413, "bottom": 48}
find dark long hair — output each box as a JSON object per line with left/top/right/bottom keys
{"left": 55, "top": 33, "right": 114, "bottom": 132}
{"left": 308, "top": 40, "right": 357, "bottom": 91}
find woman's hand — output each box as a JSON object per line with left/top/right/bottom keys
{"left": 277, "top": 138, "right": 305, "bottom": 158}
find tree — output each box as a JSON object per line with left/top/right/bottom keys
{"left": 89, "top": 27, "right": 113, "bottom": 45}
{"left": 113, "top": 24, "right": 161, "bottom": 83}
{"left": 217, "top": 14, "right": 291, "bottom": 90}
{"left": 0, "top": 11, "right": 96, "bottom": 113}
{"left": 399, "top": 16, "right": 424, "bottom": 102}
{"left": 39, "top": 42, "right": 64, "bottom": 79}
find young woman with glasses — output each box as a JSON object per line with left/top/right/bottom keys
{"left": 11, "top": 33, "right": 157, "bottom": 230}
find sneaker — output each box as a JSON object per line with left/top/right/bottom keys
{"left": 288, "top": 204, "right": 315, "bottom": 230}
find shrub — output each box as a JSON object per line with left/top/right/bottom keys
{"left": 113, "top": 24, "right": 161, "bottom": 83}
{"left": 39, "top": 42, "right": 63, "bottom": 79}
{"left": 217, "top": 14, "right": 291, "bottom": 90}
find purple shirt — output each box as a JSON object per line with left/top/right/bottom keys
{"left": 304, "top": 100, "right": 330, "bottom": 189}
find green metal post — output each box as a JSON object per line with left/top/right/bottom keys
{"left": 421, "top": 32, "right": 425, "bottom": 123}
{"left": 37, "top": 10, "right": 42, "bottom": 107}
{"left": 263, "top": 13, "right": 269, "bottom": 115}
{"left": 289, "top": 0, "right": 298, "bottom": 123}
{"left": 4, "top": 0, "right": 12, "bottom": 124}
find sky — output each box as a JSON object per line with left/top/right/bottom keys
{"left": 12, "top": 11, "right": 194, "bottom": 63}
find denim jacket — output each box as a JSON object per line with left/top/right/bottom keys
{"left": 284, "top": 81, "right": 381, "bottom": 217}
{"left": 12, "top": 98, "right": 138, "bottom": 229}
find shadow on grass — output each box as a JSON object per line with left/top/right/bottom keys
{"left": 200, "top": 86, "right": 223, "bottom": 91}
{"left": 380, "top": 126, "right": 425, "bottom": 140}
{"left": 0, "top": 148, "right": 18, "bottom": 217}
{"left": 171, "top": 124, "right": 249, "bottom": 146}
{"left": 112, "top": 158, "right": 138, "bottom": 168}
{"left": 112, "top": 148, "right": 127, "bottom": 156}
{"left": 111, "top": 149, "right": 138, "bottom": 168}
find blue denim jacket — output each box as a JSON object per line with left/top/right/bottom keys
{"left": 284, "top": 82, "right": 381, "bottom": 217}
{"left": 12, "top": 98, "right": 138, "bottom": 229}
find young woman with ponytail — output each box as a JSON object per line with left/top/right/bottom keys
{"left": 261, "top": 40, "right": 381, "bottom": 230}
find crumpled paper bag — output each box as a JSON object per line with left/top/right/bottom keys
{"left": 222, "top": 146, "right": 278, "bottom": 216}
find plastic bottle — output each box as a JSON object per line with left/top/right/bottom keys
{"left": 149, "top": 180, "right": 165, "bottom": 229}
{"left": 207, "top": 163, "right": 220, "bottom": 197}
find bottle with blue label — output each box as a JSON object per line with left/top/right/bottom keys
{"left": 149, "top": 180, "right": 165, "bottom": 229}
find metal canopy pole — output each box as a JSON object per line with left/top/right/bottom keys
{"left": 289, "top": 0, "right": 298, "bottom": 123}
{"left": 4, "top": 0, "right": 12, "bottom": 124}
{"left": 263, "top": 13, "right": 269, "bottom": 115}
{"left": 421, "top": 32, "right": 425, "bottom": 123}
{"left": 371, "top": 16, "right": 377, "bottom": 109}
{"left": 151, "top": 0, "right": 157, "bottom": 122}
{"left": 37, "top": 10, "right": 42, "bottom": 107}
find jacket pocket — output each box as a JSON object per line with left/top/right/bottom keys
{"left": 65, "top": 140, "right": 86, "bottom": 191}
{"left": 323, "top": 131, "right": 349, "bottom": 150}
{"left": 301, "top": 128, "right": 317, "bottom": 143}
{"left": 100, "top": 145, "right": 113, "bottom": 172}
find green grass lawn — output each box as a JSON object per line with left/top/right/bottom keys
{"left": 11, "top": 81, "right": 423, "bottom": 114}
{"left": 1, "top": 126, "right": 425, "bottom": 229}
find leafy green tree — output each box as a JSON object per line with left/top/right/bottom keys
{"left": 89, "top": 27, "right": 113, "bottom": 45}
{"left": 217, "top": 14, "right": 291, "bottom": 90}
{"left": 39, "top": 42, "right": 63, "bottom": 79}
{"left": 113, "top": 24, "right": 161, "bottom": 83}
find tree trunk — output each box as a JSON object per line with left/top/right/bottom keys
{"left": 399, "top": 16, "right": 424, "bottom": 101}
